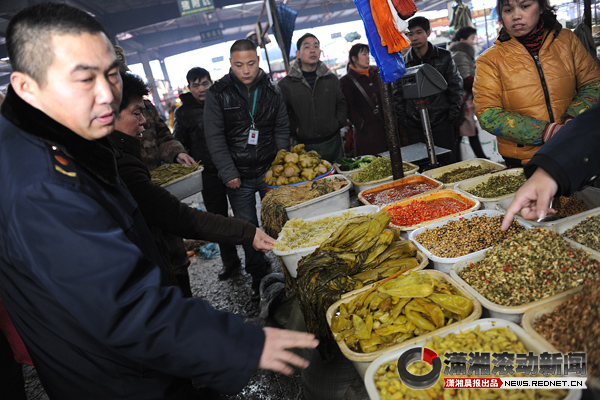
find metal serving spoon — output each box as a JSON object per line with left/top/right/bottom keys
{"left": 535, "top": 198, "right": 561, "bottom": 223}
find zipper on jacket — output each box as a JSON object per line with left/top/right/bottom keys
{"left": 531, "top": 54, "right": 555, "bottom": 123}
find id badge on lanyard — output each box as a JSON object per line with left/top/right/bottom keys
{"left": 248, "top": 124, "right": 259, "bottom": 145}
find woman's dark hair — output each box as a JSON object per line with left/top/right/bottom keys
{"left": 119, "top": 72, "right": 149, "bottom": 112}
{"left": 348, "top": 43, "right": 369, "bottom": 67}
{"left": 452, "top": 27, "right": 477, "bottom": 42}
{"left": 496, "top": 0, "right": 556, "bottom": 24}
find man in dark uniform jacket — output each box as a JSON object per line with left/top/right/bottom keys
{"left": 0, "top": 4, "right": 317, "bottom": 399}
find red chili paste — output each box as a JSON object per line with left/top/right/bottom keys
{"left": 363, "top": 182, "right": 437, "bottom": 205}
{"left": 387, "top": 198, "right": 471, "bottom": 227}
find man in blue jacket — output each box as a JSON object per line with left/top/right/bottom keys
{"left": 0, "top": 4, "right": 317, "bottom": 399}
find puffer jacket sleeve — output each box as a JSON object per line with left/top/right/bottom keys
{"left": 561, "top": 31, "right": 600, "bottom": 120}
{"left": 474, "top": 53, "right": 548, "bottom": 145}
{"left": 204, "top": 89, "right": 240, "bottom": 184}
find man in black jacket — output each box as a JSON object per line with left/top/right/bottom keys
{"left": 204, "top": 39, "right": 289, "bottom": 300}
{"left": 278, "top": 33, "right": 347, "bottom": 163}
{"left": 173, "top": 67, "right": 243, "bottom": 281}
{"left": 392, "top": 16, "right": 463, "bottom": 162}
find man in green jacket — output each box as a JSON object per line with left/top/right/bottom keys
{"left": 278, "top": 33, "right": 347, "bottom": 163}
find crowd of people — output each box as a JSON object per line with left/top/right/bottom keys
{"left": 0, "top": 0, "right": 599, "bottom": 399}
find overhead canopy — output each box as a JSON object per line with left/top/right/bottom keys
{"left": 0, "top": 0, "right": 451, "bottom": 85}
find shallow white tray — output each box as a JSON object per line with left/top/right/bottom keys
{"left": 326, "top": 270, "right": 482, "bottom": 378}
{"left": 364, "top": 318, "right": 581, "bottom": 400}
{"left": 409, "top": 210, "right": 532, "bottom": 274}
{"left": 551, "top": 207, "right": 600, "bottom": 261}
{"left": 421, "top": 158, "right": 505, "bottom": 189}
{"left": 450, "top": 253, "right": 585, "bottom": 324}
{"left": 454, "top": 168, "right": 524, "bottom": 210}
{"left": 161, "top": 166, "right": 204, "bottom": 200}
{"left": 284, "top": 175, "right": 352, "bottom": 220}
{"left": 273, "top": 205, "right": 379, "bottom": 278}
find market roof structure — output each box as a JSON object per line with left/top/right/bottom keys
{"left": 0, "top": 0, "right": 450, "bottom": 85}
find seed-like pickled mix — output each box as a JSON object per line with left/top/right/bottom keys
{"left": 415, "top": 215, "right": 525, "bottom": 258}
{"left": 532, "top": 280, "right": 600, "bottom": 380}
{"left": 459, "top": 228, "right": 600, "bottom": 306}
{"left": 465, "top": 172, "right": 526, "bottom": 198}
{"left": 374, "top": 325, "right": 567, "bottom": 400}
{"left": 352, "top": 157, "right": 392, "bottom": 182}
{"left": 554, "top": 194, "right": 587, "bottom": 217}
{"left": 435, "top": 165, "right": 498, "bottom": 184}
{"left": 563, "top": 214, "right": 600, "bottom": 252}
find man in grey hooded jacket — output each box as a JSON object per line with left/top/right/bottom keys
{"left": 278, "top": 33, "right": 347, "bottom": 163}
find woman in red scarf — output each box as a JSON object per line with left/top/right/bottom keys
{"left": 340, "top": 43, "right": 390, "bottom": 156}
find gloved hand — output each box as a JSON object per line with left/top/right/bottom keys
{"left": 542, "top": 122, "right": 564, "bottom": 143}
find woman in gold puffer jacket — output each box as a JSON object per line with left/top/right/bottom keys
{"left": 473, "top": 0, "right": 600, "bottom": 167}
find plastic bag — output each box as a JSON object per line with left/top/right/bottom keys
{"left": 354, "top": 0, "right": 406, "bottom": 84}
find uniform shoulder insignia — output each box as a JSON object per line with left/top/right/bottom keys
{"left": 47, "top": 144, "right": 77, "bottom": 178}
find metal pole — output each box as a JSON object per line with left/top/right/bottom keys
{"left": 377, "top": 77, "right": 404, "bottom": 180}
{"left": 418, "top": 105, "right": 439, "bottom": 167}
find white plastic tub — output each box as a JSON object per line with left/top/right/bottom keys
{"left": 450, "top": 253, "right": 584, "bottom": 324}
{"left": 284, "top": 174, "right": 352, "bottom": 220}
{"left": 382, "top": 189, "right": 480, "bottom": 233}
{"left": 409, "top": 210, "right": 532, "bottom": 274}
{"left": 454, "top": 168, "right": 525, "bottom": 210}
{"left": 348, "top": 161, "right": 420, "bottom": 193}
{"left": 326, "top": 270, "right": 482, "bottom": 378}
{"left": 161, "top": 166, "right": 204, "bottom": 200}
{"left": 364, "top": 318, "right": 581, "bottom": 400}
{"left": 521, "top": 287, "right": 600, "bottom": 391}
{"left": 273, "top": 205, "right": 379, "bottom": 278}
{"left": 552, "top": 207, "right": 600, "bottom": 260}
{"left": 421, "top": 158, "right": 505, "bottom": 189}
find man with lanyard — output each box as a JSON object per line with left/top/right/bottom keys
{"left": 204, "top": 39, "right": 289, "bottom": 300}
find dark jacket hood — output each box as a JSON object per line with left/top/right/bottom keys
{"left": 1, "top": 85, "right": 119, "bottom": 187}
{"left": 179, "top": 92, "right": 203, "bottom": 108}
{"left": 288, "top": 59, "right": 333, "bottom": 80}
